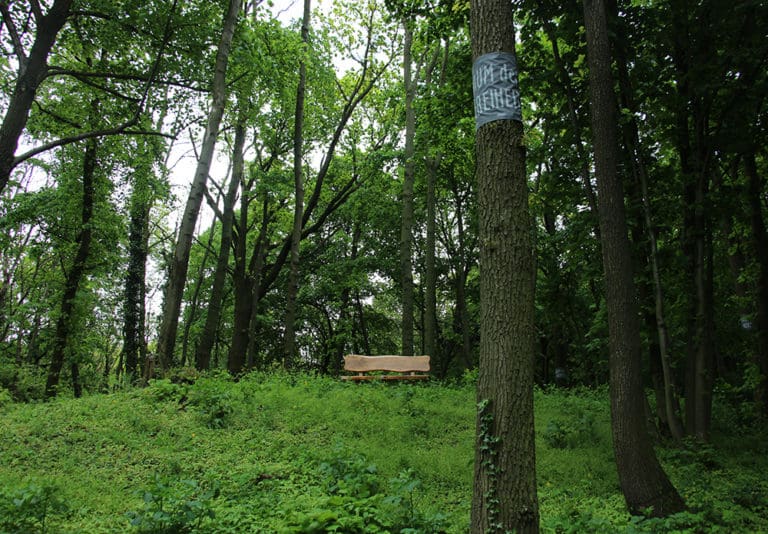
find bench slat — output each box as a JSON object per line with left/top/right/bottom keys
{"left": 343, "top": 355, "right": 430, "bottom": 373}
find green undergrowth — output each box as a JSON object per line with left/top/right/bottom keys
{"left": 0, "top": 372, "right": 766, "bottom": 533}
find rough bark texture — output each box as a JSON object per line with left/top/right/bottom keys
{"left": 45, "top": 138, "right": 98, "bottom": 398}
{"left": 155, "top": 0, "right": 241, "bottom": 368}
{"left": 469, "top": 1, "right": 539, "bottom": 532}
{"left": 0, "top": 0, "right": 74, "bottom": 194}
{"left": 283, "top": 0, "right": 311, "bottom": 369}
{"left": 582, "top": 0, "right": 686, "bottom": 516}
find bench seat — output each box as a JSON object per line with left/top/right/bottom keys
{"left": 341, "top": 355, "right": 430, "bottom": 381}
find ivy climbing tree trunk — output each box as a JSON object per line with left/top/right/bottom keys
{"left": 45, "top": 137, "right": 99, "bottom": 399}
{"left": 122, "top": 169, "right": 151, "bottom": 383}
{"left": 582, "top": 0, "right": 686, "bottom": 516}
{"left": 469, "top": 1, "right": 538, "bottom": 532}
{"left": 155, "top": 0, "right": 241, "bottom": 368}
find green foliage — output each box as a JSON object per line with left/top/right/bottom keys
{"left": 145, "top": 378, "right": 188, "bottom": 403}
{"left": 126, "top": 476, "right": 220, "bottom": 533}
{"left": 0, "top": 482, "right": 68, "bottom": 534}
{"left": 541, "top": 409, "right": 598, "bottom": 449}
{"left": 284, "top": 454, "right": 446, "bottom": 533}
{"left": 0, "top": 375, "right": 766, "bottom": 532}
{"left": 185, "top": 375, "right": 239, "bottom": 429}
{"left": 0, "top": 387, "right": 12, "bottom": 409}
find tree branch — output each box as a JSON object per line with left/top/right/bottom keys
{"left": 0, "top": 3, "right": 27, "bottom": 66}
{"left": 11, "top": 0, "right": 180, "bottom": 169}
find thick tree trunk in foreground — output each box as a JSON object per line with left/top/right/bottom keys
{"left": 156, "top": 0, "right": 241, "bottom": 368}
{"left": 582, "top": 0, "right": 685, "bottom": 516}
{"left": 469, "top": 1, "right": 538, "bottom": 532}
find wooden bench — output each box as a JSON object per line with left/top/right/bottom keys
{"left": 341, "top": 355, "right": 430, "bottom": 381}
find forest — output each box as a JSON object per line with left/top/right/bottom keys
{"left": 0, "top": 0, "right": 767, "bottom": 532}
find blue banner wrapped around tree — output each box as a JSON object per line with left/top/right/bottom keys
{"left": 472, "top": 51, "right": 522, "bottom": 130}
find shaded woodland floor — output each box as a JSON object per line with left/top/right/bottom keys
{"left": 0, "top": 372, "right": 766, "bottom": 532}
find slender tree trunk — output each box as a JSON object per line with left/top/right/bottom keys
{"left": 45, "top": 138, "right": 99, "bottom": 398}
{"left": 283, "top": 0, "right": 311, "bottom": 369}
{"left": 400, "top": 22, "right": 416, "bottom": 357}
{"left": 0, "top": 0, "right": 74, "bottom": 194}
{"left": 582, "top": 0, "right": 685, "bottom": 515}
{"left": 424, "top": 156, "right": 438, "bottom": 361}
{"left": 744, "top": 151, "right": 768, "bottom": 416}
{"left": 609, "top": 19, "right": 685, "bottom": 439}
{"left": 469, "top": 1, "right": 538, "bottom": 531}
{"left": 196, "top": 120, "right": 245, "bottom": 370}
{"left": 156, "top": 0, "right": 241, "bottom": 369}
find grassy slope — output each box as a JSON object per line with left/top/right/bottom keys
{"left": 0, "top": 372, "right": 766, "bottom": 533}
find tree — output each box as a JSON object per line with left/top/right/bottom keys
{"left": 0, "top": 0, "right": 74, "bottom": 194}
{"left": 399, "top": 20, "right": 416, "bottom": 357}
{"left": 469, "top": 1, "right": 538, "bottom": 532}
{"left": 283, "top": 0, "right": 312, "bottom": 369}
{"left": 156, "top": 0, "right": 242, "bottom": 369}
{"left": 581, "top": 0, "right": 685, "bottom": 516}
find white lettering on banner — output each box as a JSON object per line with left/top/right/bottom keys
{"left": 472, "top": 52, "right": 522, "bottom": 130}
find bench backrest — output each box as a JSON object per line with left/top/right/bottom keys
{"left": 343, "top": 354, "right": 430, "bottom": 373}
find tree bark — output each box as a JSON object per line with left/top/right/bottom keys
{"left": 45, "top": 137, "right": 99, "bottom": 398}
{"left": 283, "top": 0, "right": 311, "bottom": 369}
{"left": 0, "top": 0, "right": 74, "bottom": 194}
{"left": 469, "top": 1, "right": 538, "bottom": 532}
{"left": 155, "top": 0, "right": 241, "bottom": 368}
{"left": 400, "top": 22, "right": 416, "bottom": 357}
{"left": 195, "top": 120, "right": 245, "bottom": 371}
{"left": 582, "top": 0, "right": 685, "bottom": 515}
{"left": 424, "top": 155, "right": 438, "bottom": 361}
{"left": 744, "top": 151, "right": 768, "bottom": 416}
{"left": 608, "top": 2, "right": 685, "bottom": 439}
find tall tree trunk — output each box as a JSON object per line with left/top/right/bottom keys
{"left": 230, "top": 190, "right": 269, "bottom": 373}
{"left": 582, "top": 0, "right": 685, "bottom": 515}
{"left": 744, "top": 151, "right": 768, "bottom": 416}
{"left": 608, "top": 3, "right": 685, "bottom": 439}
{"left": 283, "top": 0, "right": 311, "bottom": 369}
{"left": 469, "top": 1, "right": 538, "bottom": 531}
{"left": 670, "top": 0, "right": 716, "bottom": 441}
{"left": 424, "top": 156, "right": 438, "bottom": 361}
{"left": 156, "top": 0, "right": 241, "bottom": 369}
{"left": 122, "top": 182, "right": 151, "bottom": 382}
{"left": 400, "top": 22, "right": 416, "bottom": 357}
{"left": 45, "top": 137, "right": 99, "bottom": 398}
{"left": 195, "top": 120, "right": 245, "bottom": 370}
{"left": 0, "top": 0, "right": 74, "bottom": 194}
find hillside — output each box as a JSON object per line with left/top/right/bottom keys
{"left": 0, "top": 373, "right": 766, "bottom": 532}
